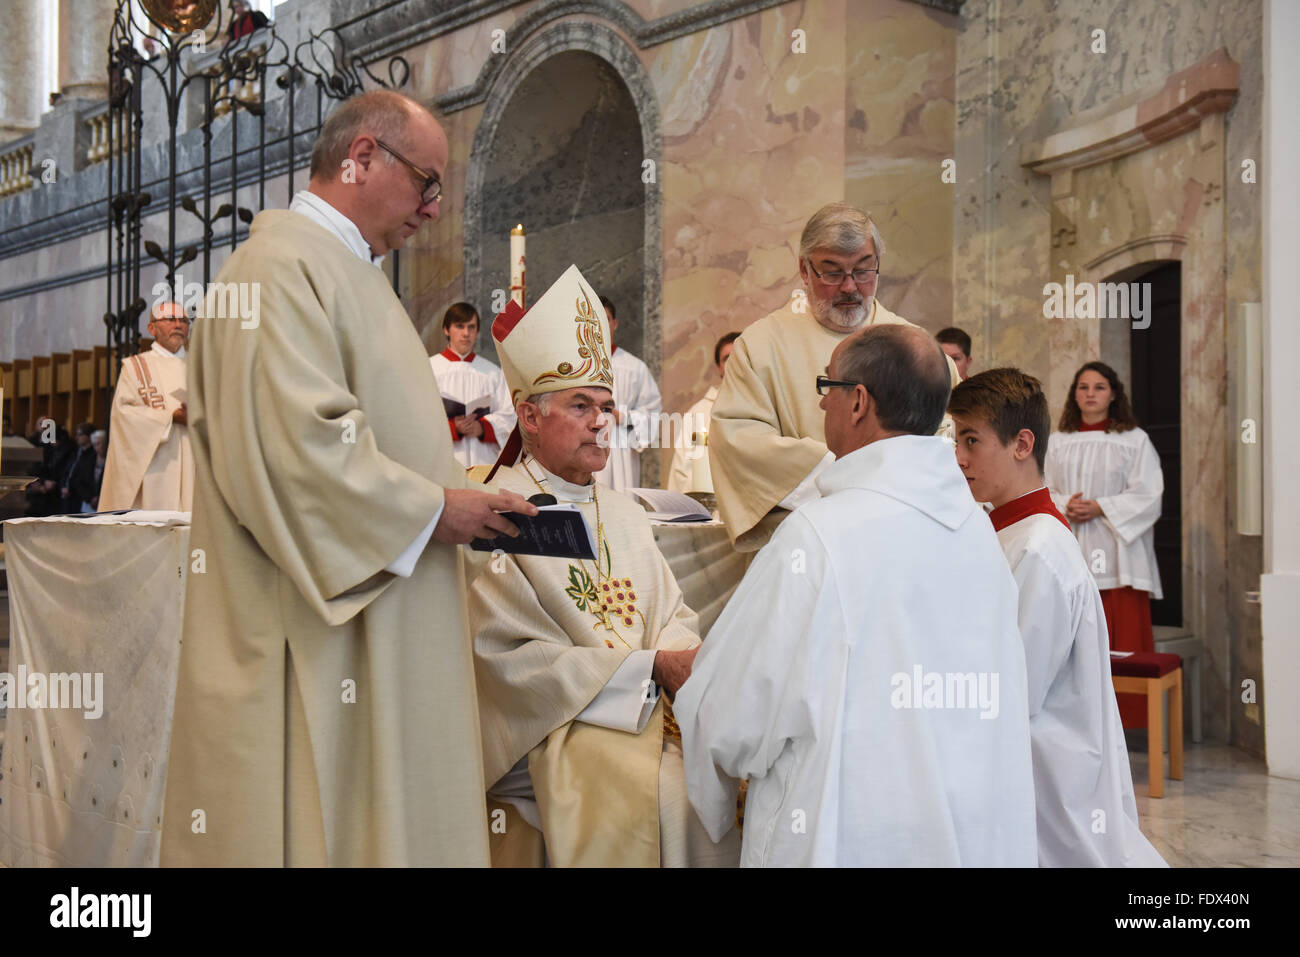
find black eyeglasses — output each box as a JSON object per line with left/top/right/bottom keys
{"left": 806, "top": 257, "right": 879, "bottom": 286}
{"left": 375, "top": 138, "right": 442, "bottom": 205}
{"left": 815, "top": 375, "right": 866, "bottom": 396}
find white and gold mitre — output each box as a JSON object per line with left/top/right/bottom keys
{"left": 491, "top": 263, "right": 614, "bottom": 404}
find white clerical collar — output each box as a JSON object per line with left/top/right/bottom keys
{"left": 151, "top": 340, "right": 185, "bottom": 360}
{"left": 522, "top": 456, "right": 595, "bottom": 503}
{"left": 288, "top": 190, "right": 384, "bottom": 267}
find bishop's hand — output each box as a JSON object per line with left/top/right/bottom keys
{"left": 433, "top": 488, "right": 538, "bottom": 545}
{"left": 652, "top": 647, "right": 698, "bottom": 699}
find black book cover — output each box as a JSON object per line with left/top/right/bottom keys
{"left": 469, "top": 504, "right": 597, "bottom": 560}
{"left": 442, "top": 396, "right": 491, "bottom": 419}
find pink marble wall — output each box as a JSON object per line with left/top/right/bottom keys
{"left": 395, "top": 13, "right": 514, "bottom": 348}
{"left": 955, "top": 0, "right": 1265, "bottom": 751}
{"left": 647, "top": 0, "right": 957, "bottom": 459}
{"left": 392, "top": 0, "right": 958, "bottom": 478}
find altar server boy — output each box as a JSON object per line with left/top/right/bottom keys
{"left": 949, "top": 368, "right": 1166, "bottom": 867}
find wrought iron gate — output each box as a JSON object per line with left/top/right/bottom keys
{"left": 103, "top": 0, "right": 409, "bottom": 391}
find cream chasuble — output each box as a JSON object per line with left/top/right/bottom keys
{"left": 471, "top": 460, "right": 737, "bottom": 867}
{"left": 709, "top": 299, "right": 960, "bottom": 551}
{"left": 160, "top": 209, "right": 489, "bottom": 867}
{"left": 99, "top": 342, "right": 194, "bottom": 511}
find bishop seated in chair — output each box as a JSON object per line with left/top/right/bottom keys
{"left": 468, "top": 264, "right": 740, "bottom": 868}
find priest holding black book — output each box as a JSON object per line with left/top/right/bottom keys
{"left": 468, "top": 264, "right": 738, "bottom": 868}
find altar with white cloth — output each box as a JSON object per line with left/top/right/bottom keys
{"left": 0, "top": 511, "right": 190, "bottom": 868}
{"left": 0, "top": 510, "right": 744, "bottom": 867}
{"left": 649, "top": 519, "right": 746, "bottom": 637}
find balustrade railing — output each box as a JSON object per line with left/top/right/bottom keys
{"left": 0, "top": 136, "right": 36, "bottom": 197}
{"left": 84, "top": 102, "right": 132, "bottom": 166}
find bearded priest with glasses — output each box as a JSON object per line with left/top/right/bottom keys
{"left": 709, "top": 203, "right": 962, "bottom": 553}
{"left": 469, "top": 264, "right": 740, "bottom": 868}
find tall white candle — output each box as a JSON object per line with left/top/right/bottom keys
{"left": 510, "top": 224, "right": 526, "bottom": 308}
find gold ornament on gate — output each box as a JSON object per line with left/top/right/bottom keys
{"left": 141, "top": 0, "right": 218, "bottom": 34}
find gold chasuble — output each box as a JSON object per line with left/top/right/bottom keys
{"left": 160, "top": 210, "right": 489, "bottom": 866}
{"left": 710, "top": 298, "right": 959, "bottom": 551}
{"left": 471, "top": 263, "right": 738, "bottom": 867}
{"left": 472, "top": 461, "right": 709, "bottom": 867}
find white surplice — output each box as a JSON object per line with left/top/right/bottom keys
{"left": 667, "top": 386, "right": 716, "bottom": 493}
{"left": 98, "top": 342, "right": 194, "bottom": 511}
{"left": 995, "top": 503, "right": 1167, "bottom": 867}
{"left": 1044, "top": 428, "right": 1164, "bottom": 597}
{"left": 595, "top": 346, "right": 662, "bottom": 491}
{"left": 428, "top": 349, "right": 515, "bottom": 468}
{"left": 676, "top": 435, "right": 1038, "bottom": 867}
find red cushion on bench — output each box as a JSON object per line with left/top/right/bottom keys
{"left": 1110, "top": 651, "right": 1181, "bottom": 678}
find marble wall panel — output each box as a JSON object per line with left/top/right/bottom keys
{"left": 845, "top": 0, "right": 958, "bottom": 330}
{"left": 650, "top": 0, "right": 957, "bottom": 434}
{"left": 653, "top": 1, "right": 851, "bottom": 422}
{"left": 956, "top": 0, "right": 1264, "bottom": 750}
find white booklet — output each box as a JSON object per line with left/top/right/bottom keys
{"left": 626, "top": 487, "right": 713, "bottom": 523}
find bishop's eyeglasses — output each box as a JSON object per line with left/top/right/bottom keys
{"left": 805, "top": 257, "right": 879, "bottom": 286}
{"left": 375, "top": 138, "right": 443, "bottom": 206}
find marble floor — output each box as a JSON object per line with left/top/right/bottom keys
{"left": 1129, "top": 741, "right": 1300, "bottom": 866}
{"left": 1, "top": 590, "right": 1297, "bottom": 868}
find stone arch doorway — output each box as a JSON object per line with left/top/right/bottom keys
{"left": 475, "top": 49, "right": 646, "bottom": 358}
{"left": 453, "top": 18, "right": 664, "bottom": 378}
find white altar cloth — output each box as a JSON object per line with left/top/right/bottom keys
{"left": 0, "top": 511, "right": 190, "bottom": 867}
{"left": 0, "top": 512, "right": 742, "bottom": 867}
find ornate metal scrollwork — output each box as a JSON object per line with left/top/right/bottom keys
{"left": 103, "top": 0, "right": 410, "bottom": 388}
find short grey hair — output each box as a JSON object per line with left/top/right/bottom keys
{"left": 91, "top": 429, "right": 108, "bottom": 446}
{"left": 837, "top": 324, "right": 950, "bottom": 435}
{"left": 799, "top": 202, "right": 886, "bottom": 261}
{"left": 518, "top": 393, "right": 553, "bottom": 451}
{"left": 309, "top": 90, "right": 424, "bottom": 180}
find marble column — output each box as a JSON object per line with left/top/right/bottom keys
{"left": 58, "top": 0, "right": 117, "bottom": 101}
{"left": 0, "top": 3, "right": 45, "bottom": 141}
{"left": 1262, "top": 0, "right": 1300, "bottom": 781}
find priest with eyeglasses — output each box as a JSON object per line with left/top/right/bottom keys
{"left": 709, "top": 202, "right": 961, "bottom": 552}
